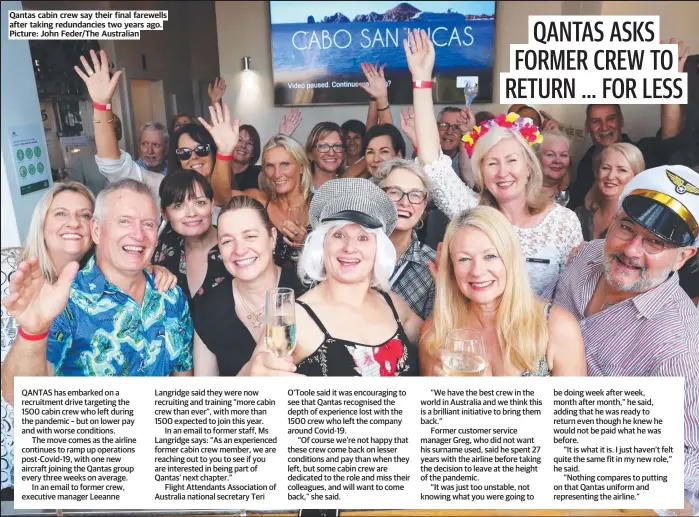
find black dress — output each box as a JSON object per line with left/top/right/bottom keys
{"left": 295, "top": 290, "right": 418, "bottom": 377}
{"left": 235, "top": 164, "right": 261, "bottom": 192}
{"left": 191, "top": 267, "right": 306, "bottom": 376}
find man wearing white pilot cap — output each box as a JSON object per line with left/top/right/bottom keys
{"left": 552, "top": 164, "right": 699, "bottom": 511}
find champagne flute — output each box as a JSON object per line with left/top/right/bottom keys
{"left": 264, "top": 287, "right": 297, "bottom": 358}
{"left": 554, "top": 189, "right": 570, "bottom": 207}
{"left": 442, "top": 328, "right": 487, "bottom": 376}
{"left": 464, "top": 80, "right": 479, "bottom": 108}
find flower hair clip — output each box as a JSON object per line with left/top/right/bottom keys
{"left": 462, "top": 112, "right": 543, "bottom": 157}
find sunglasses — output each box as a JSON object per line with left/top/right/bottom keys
{"left": 175, "top": 144, "right": 211, "bottom": 161}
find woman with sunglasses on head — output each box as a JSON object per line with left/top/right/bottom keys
{"left": 75, "top": 49, "right": 239, "bottom": 209}
{"left": 373, "top": 158, "right": 436, "bottom": 320}
{"left": 306, "top": 122, "right": 346, "bottom": 193}
{"left": 405, "top": 29, "right": 583, "bottom": 297}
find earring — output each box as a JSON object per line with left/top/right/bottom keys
{"left": 415, "top": 218, "right": 425, "bottom": 230}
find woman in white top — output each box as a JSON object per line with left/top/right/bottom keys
{"left": 404, "top": 29, "right": 582, "bottom": 296}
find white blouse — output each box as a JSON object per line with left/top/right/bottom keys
{"left": 422, "top": 153, "right": 584, "bottom": 297}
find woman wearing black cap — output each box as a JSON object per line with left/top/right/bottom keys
{"left": 243, "top": 178, "right": 423, "bottom": 377}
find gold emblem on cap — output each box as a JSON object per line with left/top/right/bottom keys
{"left": 666, "top": 170, "right": 699, "bottom": 196}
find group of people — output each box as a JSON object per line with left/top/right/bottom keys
{"left": 1, "top": 32, "right": 697, "bottom": 513}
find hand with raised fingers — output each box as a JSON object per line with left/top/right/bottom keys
{"left": 358, "top": 62, "right": 389, "bottom": 99}
{"left": 403, "top": 29, "right": 435, "bottom": 81}
{"left": 400, "top": 107, "right": 418, "bottom": 147}
{"left": 279, "top": 108, "right": 303, "bottom": 137}
{"left": 456, "top": 106, "right": 476, "bottom": 134}
{"left": 207, "top": 77, "right": 227, "bottom": 104}
{"left": 74, "top": 49, "right": 122, "bottom": 105}
{"left": 198, "top": 103, "right": 240, "bottom": 155}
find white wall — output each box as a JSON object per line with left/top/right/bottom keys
{"left": 215, "top": 0, "right": 696, "bottom": 163}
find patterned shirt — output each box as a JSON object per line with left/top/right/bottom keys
{"left": 390, "top": 232, "right": 436, "bottom": 320}
{"left": 136, "top": 158, "right": 168, "bottom": 176}
{"left": 48, "top": 256, "right": 193, "bottom": 376}
{"left": 553, "top": 239, "right": 699, "bottom": 493}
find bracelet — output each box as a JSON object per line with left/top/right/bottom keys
{"left": 216, "top": 152, "right": 233, "bottom": 161}
{"left": 413, "top": 146, "right": 418, "bottom": 154}
{"left": 377, "top": 104, "right": 390, "bottom": 112}
{"left": 18, "top": 326, "right": 50, "bottom": 341}
{"left": 93, "top": 102, "right": 112, "bottom": 111}
{"left": 412, "top": 80, "right": 433, "bottom": 89}
{"left": 93, "top": 116, "right": 116, "bottom": 124}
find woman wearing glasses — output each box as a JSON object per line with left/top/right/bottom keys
{"left": 305, "top": 122, "right": 346, "bottom": 193}
{"left": 76, "top": 49, "right": 238, "bottom": 208}
{"left": 373, "top": 158, "right": 436, "bottom": 320}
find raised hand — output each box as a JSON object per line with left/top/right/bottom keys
{"left": 660, "top": 38, "right": 690, "bottom": 73}
{"left": 540, "top": 110, "right": 561, "bottom": 132}
{"left": 358, "top": 62, "right": 389, "bottom": 99}
{"left": 198, "top": 103, "right": 239, "bottom": 155}
{"left": 281, "top": 220, "right": 308, "bottom": 248}
{"left": 400, "top": 106, "right": 418, "bottom": 147}
{"left": 2, "top": 257, "right": 78, "bottom": 335}
{"left": 74, "top": 49, "right": 122, "bottom": 105}
{"left": 279, "top": 108, "right": 303, "bottom": 136}
{"left": 207, "top": 77, "right": 227, "bottom": 104}
{"left": 456, "top": 106, "right": 476, "bottom": 134}
{"left": 403, "top": 29, "right": 435, "bottom": 81}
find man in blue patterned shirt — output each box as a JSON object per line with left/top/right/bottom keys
{"left": 2, "top": 179, "right": 192, "bottom": 405}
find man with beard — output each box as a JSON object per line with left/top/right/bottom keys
{"left": 135, "top": 121, "right": 169, "bottom": 175}
{"left": 552, "top": 164, "right": 698, "bottom": 513}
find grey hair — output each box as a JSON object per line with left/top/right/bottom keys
{"left": 438, "top": 106, "right": 461, "bottom": 121}
{"left": 297, "top": 221, "right": 396, "bottom": 291}
{"left": 373, "top": 158, "right": 432, "bottom": 198}
{"left": 139, "top": 121, "right": 169, "bottom": 148}
{"left": 21, "top": 182, "right": 95, "bottom": 283}
{"left": 93, "top": 179, "right": 156, "bottom": 223}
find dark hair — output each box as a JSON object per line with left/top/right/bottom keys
{"left": 168, "top": 113, "right": 193, "bottom": 136}
{"left": 218, "top": 195, "right": 275, "bottom": 236}
{"left": 585, "top": 104, "right": 623, "bottom": 121}
{"left": 474, "top": 111, "right": 495, "bottom": 126}
{"left": 361, "top": 123, "right": 405, "bottom": 158}
{"left": 167, "top": 123, "right": 218, "bottom": 170}
{"left": 112, "top": 114, "right": 123, "bottom": 142}
{"left": 306, "top": 122, "right": 345, "bottom": 175}
{"left": 341, "top": 119, "right": 366, "bottom": 139}
{"left": 239, "top": 124, "right": 261, "bottom": 166}
{"left": 159, "top": 168, "right": 214, "bottom": 210}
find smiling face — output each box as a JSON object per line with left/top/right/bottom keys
{"left": 163, "top": 184, "right": 213, "bottom": 238}
{"left": 480, "top": 137, "right": 530, "bottom": 204}
{"left": 539, "top": 136, "right": 570, "bottom": 182}
{"left": 596, "top": 149, "right": 635, "bottom": 200}
{"left": 323, "top": 223, "right": 376, "bottom": 285}
{"left": 264, "top": 146, "right": 302, "bottom": 195}
{"left": 217, "top": 208, "right": 276, "bottom": 282}
{"left": 365, "top": 135, "right": 398, "bottom": 176}
{"left": 139, "top": 129, "right": 166, "bottom": 168}
{"left": 449, "top": 226, "right": 506, "bottom": 305}
{"left": 44, "top": 190, "right": 94, "bottom": 263}
{"left": 438, "top": 111, "right": 461, "bottom": 155}
{"left": 382, "top": 167, "right": 427, "bottom": 232}
{"left": 345, "top": 131, "right": 363, "bottom": 160}
{"left": 234, "top": 129, "right": 254, "bottom": 165}
{"left": 177, "top": 133, "right": 214, "bottom": 178}
{"left": 587, "top": 105, "right": 623, "bottom": 147}
{"left": 311, "top": 130, "right": 344, "bottom": 175}
{"left": 92, "top": 190, "right": 159, "bottom": 275}
{"left": 174, "top": 116, "right": 191, "bottom": 132}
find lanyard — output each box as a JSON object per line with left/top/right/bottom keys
{"left": 389, "top": 261, "right": 409, "bottom": 289}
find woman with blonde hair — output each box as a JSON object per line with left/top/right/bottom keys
{"left": 232, "top": 134, "right": 313, "bottom": 267}
{"left": 537, "top": 129, "right": 572, "bottom": 206}
{"left": 575, "top": 142, "right": 645, "bottom": 241}
{"left": 420, "top": 206, "right": 586, "bottom": 377}
{"left": 405, "top": 28, "right": 583, "bottom": 296}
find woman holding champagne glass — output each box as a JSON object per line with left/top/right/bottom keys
{"left": 191, "top": 196, "right": 305, "bottom": 376}
{"left": 420, "top": 206, "right": 586, "bottom": 377}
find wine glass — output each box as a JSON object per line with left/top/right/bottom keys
{"left": 554, "top": 189, "right": 570, "bottom": 207}
{"left": 442, "top": 328, "right": 487, "bottom": 376}
{"left": 464, "top": 80, "right": 479, "bottom": 108}
{"left": 264, "top": 287, "right": 297, "bottom": 358}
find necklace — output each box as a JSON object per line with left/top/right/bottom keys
{"left": 601, "top": 280, "right": 614, "bottom": 311}
{"left": 234, "top": 268, "right": 281, "bottom": 328}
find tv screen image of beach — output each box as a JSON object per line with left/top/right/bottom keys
{"left": 269, "top": 1, "right": 496, "bottom": 106}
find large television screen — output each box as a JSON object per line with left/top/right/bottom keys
{"left": 269, "top": 1, "right": 496, "bottom": 106}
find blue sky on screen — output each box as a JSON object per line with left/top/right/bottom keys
{"left": 270, "top": 1, "right": 495, "bottom": 24}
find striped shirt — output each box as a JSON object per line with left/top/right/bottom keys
{"left": 390, "top": 233, "right": 436, "bottom": 321}
{"left": 553, "top": 239, "right": 699, "bottom": 493}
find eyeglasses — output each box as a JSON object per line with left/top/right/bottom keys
{"left": 314, "top": 143, "right": 345, "bottom": 153}
{"left": 438, "top": 122, "right": 461, "bottom": 133}
{"left": 383, "top": 187, "right": 427, "bottom": 205}
{"left": 611, "top": 220, "right": 677, "bottom": 255}
{"left": 175, "top": 144, "right": 212, "bottom": 161}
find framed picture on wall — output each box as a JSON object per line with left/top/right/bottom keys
{"left": 269, "top": 0, "right": 496, "bottom": 106}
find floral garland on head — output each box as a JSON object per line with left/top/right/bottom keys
{"left": 462, "top": 112, "right": 543, "bottom": 158}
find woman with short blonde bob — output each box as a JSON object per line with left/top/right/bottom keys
{"left": 233, "top": 135, "right": 313, "bottom": 266}
{"left": 537, "top": 129, "right": 572, "bottom": 205}
{"left": 575, "top": 143, "right": 645, "bottom": 241}
{"left": 420, "top": 206, "right": 586, "bottom": 377}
